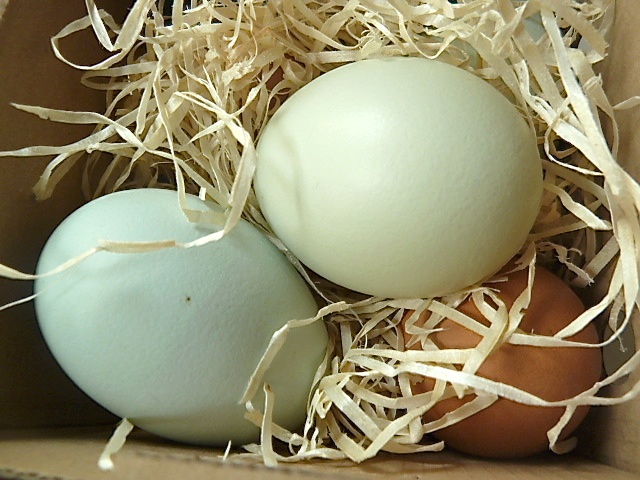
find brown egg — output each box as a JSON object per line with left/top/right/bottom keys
{"left": 402, "top": 266, "right": 602, "bottom": 458}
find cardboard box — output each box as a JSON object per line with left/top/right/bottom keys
{"left": 1, "top": 1, "right": 639, "bottom": 478}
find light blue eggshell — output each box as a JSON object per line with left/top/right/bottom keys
{"left": 34, "top": 188, "right": 327, "bottom": 447}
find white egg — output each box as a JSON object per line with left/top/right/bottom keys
{"left": 34, "top": 188, "right": 327, "bottom": 446}
{"left": 254, "top": 56, "right": 543, "bottom": 299}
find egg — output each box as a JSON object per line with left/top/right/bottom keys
{"left": 254, "top": 56, "right": 543, "bottom": 299}
{"left": 402, "top": 266, "right": 602, "bottom": 458}
{"left": 34, "top": 188, "right": 327, "bottom": 446}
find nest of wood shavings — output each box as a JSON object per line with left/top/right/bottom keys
{"left": 3, "top": 0, "right": 640, "bottom": 466}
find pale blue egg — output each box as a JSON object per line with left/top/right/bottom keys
{"left": 34, "top": 188, "right": 327, "bottom": 446}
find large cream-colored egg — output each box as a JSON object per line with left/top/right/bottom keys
{"left": 254, "top": 56, "right": 543, "bottom": 299}
{"left": 34, "top": 188, "right": 327, "bottom": 446}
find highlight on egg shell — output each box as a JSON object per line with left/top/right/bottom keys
{"left": 402, "top": 265, "right": 602, "bottom": 458}
{"left": 254, "top": 56, "right": 543, "bottom": 299}
{"left": 33, "top": 188, "right": 328, "bottom": 447}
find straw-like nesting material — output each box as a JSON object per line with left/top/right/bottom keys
{"left": 0, "top": 1, "right": 8, "bottom": 24}
{"left": 2, "top": 0, "right": 640, "bottom": 467}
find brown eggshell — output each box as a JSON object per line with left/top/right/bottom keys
{"left": 403, "top": 266, "right": 602, "bottom": 458}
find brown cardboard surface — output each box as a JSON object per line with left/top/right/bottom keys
{"left": 602, "top": 0, "right": 640, "bottom": 181}
{"left": 0, "top": 427, "right": 639, "bottom": 480}
{"left": 577, "top": 0, "right": 640, "bottom": 474}
{"left": 1, "top": 0, "right": 640, "bottom": 479}
{"left": 0, "top": 0, "right": 122, "bottom": 427}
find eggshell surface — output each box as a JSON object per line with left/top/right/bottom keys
{"left": 403, "top": 266, "right": 602, "bottom": 458}
{"left": 254, "top": 56, "right": 543, "bottom": 299}
{"left": 34, "top": 188, "right": 327, "bottom": 446}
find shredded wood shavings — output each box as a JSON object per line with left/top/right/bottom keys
{"left": 3, "top": 0, "right": 640, "bottom": 467}
{"left": 98, "top": 418, "right": 135, "bottom": 471}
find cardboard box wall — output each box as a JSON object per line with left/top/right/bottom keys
{"left": 0, "top": 0, "right": 639, "bottom": 478}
